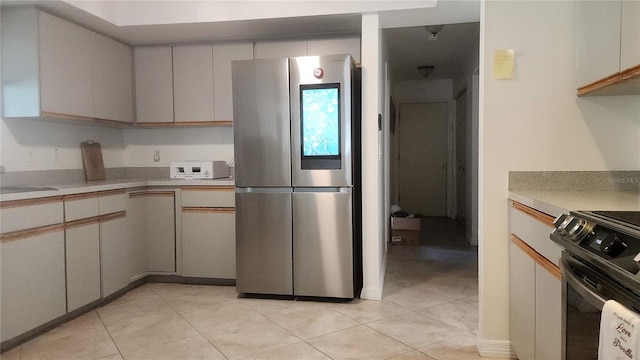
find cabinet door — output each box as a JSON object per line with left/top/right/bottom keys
{"left": 182, "top": 209, "right": 235, "bottom": 279}
{"left": 213, "top": 42, "right": 254, "bottom": 121}
{"left": 66, "top": 222, "right": 101, "bottom": 312}
{"left": 127, "top": 194, "right": 148, "bottom": 280}
{"left": 146, "top": 194, "right": 176, "bottom": 273}
{"left": 308, "top": 37, "right": 361, "bottom": 63}
{"left": 576, "top": 0, "right": 622, "bottom": 86}
{"left": 92, "top": 33, "right": 133, "bottom": 123}
{"left": 38, "top": 11, "right": 94, "bottom": 118}
{"left": 173, "top": 44, "right": 215, "bottom": 123}
{"left": 535, "top": 264, "right": 562, "bottom": 360}
{"left": 509, "top": 240, "right": 536, "bottom": 360}
{"left": 101, "top": 214, "right": 130, "bottom": 297}
{"left": 1, "top": 229, "right": 66, "bottom": 341}
{"left": 254, "top": 39, "right": 307, "bottom": 59}
{"left": 134, "top": 46, "right": 174, "bottom": 123}
{"left": 620, "top": 0, "right": 640, "bottom": 71}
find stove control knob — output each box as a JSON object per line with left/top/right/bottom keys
{"left": 567, "top": 218, "right": 590, "bottom": 241}
{"left": 554, "top": 214, "right": 573, "bottom": 235}
{"left": 600, "top": 233, "right": 627, "bottom": 257}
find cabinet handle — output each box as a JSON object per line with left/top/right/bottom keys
{"left": 182, "top": 207, "right": 235, "bottom": 214}
{"left": 1, "top": 223, "right": 64, "bottom": 242}
{"left": 512, "top": 202, "right": 555, "bottom": 227}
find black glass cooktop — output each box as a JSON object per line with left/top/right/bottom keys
{"left": 591, "top": 211, "right": 640, "bottom": 228}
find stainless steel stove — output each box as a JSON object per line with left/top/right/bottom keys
{"left": 551, "top": 210, "right": 640, "bottom": 359}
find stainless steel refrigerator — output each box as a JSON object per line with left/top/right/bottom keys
{"left": 233, "top": 54, "right": 362, "bottom": 299}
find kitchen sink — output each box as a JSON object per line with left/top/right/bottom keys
{"left": 0, "top": 186, "right": 58, "bottom": 194}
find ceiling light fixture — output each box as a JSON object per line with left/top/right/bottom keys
{"left": 418, "top": 65, "right": 435, "bottom": 79}
{"left": 425, "top": 24, "right": 444, "bottom": 41}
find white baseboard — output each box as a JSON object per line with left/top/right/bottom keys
{"left": 360, "top": 287, "right": 383, "bottom": 300}
{"left": 477, "top": 337, "right": 517, "bottom": 359}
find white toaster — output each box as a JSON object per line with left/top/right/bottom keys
{"left": 170, "top": 161, "right": 229, "bottom": 179}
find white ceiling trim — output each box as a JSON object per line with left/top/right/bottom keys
{"left": 63, "top": 0, "right": 438, "bottom": 27}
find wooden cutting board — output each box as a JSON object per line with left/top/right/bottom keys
{"left": 81, "top": 141, "right": 106, "bottom": 181}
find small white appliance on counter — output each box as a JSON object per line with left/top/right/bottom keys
{"left": 170, "top": 161, "right": 229, "bottom": 179}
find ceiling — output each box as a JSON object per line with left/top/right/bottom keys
{"left": 2, "top": 1, "right": 480, "bottom": 82}
{"left": 385, "top": 22, "right": 480, "bottom": 81}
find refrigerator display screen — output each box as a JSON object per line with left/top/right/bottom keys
{"left": 300, "top": 83, "right": 341, "bottom": 169}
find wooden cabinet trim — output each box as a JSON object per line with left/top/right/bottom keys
{"left": 41, "top": 112, "right": 134, "bottom": 128}
{"left": 134, "top": 121, "right": 232, "bottom": 128}
{"left": 129, "top": 191, "right": 175, "bottom": 198}
{"left": 182, "top": 207, "right": 235, "bottom": 214}
{"left": 65, "top": 216, "right": 101, "bottom": 229}
{"left": 99, "top": 211, "right": 127, "bottom": 223}
{"left": 0, "top": 196, "right": 63, "bottom": 209}
{"left": 64, "top": 189, "right": 125, "bottom": 202}
{"left": 181, "top": 186, "right": 234, "bottom": 192}
{"left": 578, "top": 64, "right": 640, "bottom": 96}
{"left": 511, "top": 234, "right": 561, "bottom": 280}
{"left": 1, "top": 223, "right": 64, "bottom": 242}
{"left": 512, "top": 202, "right": 555, "bottom": 228}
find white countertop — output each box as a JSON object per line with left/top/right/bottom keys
{"left": 0, "top": 178, "right": 235, "bottom": 202}
{"left": 509, "top": 190, "right": 640, "bottom": 217}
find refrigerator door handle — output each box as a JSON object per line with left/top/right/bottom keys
{"left": 236, "top": 187, "right": 293, "bottom": 194}
{"left": 293, "top": 187, "right": 352, "bottom": 193}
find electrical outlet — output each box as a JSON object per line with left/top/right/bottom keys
{"left": 153, "top": 150, "right": 160, "bottom": 162}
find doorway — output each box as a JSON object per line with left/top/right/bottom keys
{"left": 397, "top": 102, "right": 448, "bottom": 217}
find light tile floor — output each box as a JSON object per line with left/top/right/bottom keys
{"left": 2, "top": 217, "right": 479, "bottom": 360}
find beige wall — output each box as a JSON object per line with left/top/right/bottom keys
{"left": 479, "top": 0, "right": 640, "bottom": 355}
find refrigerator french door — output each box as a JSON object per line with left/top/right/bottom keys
{"left": 233, "top": 54, "right": 361, "bottom": 299}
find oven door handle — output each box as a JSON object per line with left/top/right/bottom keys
{"left": 563, "top": 259, "right": 607, "bottom": 310}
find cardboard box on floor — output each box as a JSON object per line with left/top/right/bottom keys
{"left": 390, "top": 217, "right": 422, "bottom": 245}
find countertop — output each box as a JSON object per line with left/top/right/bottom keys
{"left": 0, "top": 177, "right": 235, "bottom": 202}
{"left": 508, "top": 190, "right": 640, "bottom": 217}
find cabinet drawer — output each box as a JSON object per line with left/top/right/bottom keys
{"left": 99, "top": 190, "right": 126, "bottom": 215}
{"left": 510, "top": 202, "right": 562, "bottom": 266}
{"left": 181, "top": 187, "right": 235, "bottom": 207}
{"left": 64, "top": 194, "right": 99, "bottom": 222}
{"left": 1, "top": 197, "right": 63, "bottom": 233}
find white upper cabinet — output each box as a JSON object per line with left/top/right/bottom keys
{"left": 0, "top": 8, "right": 134, "bottom": 122}
{"left": 134, "top": 46, "right": 174, "bottom": 123}
{"left": 576, "top": 0, "right": 622, "bottom": 87}
{"left": 213, "top": 42, "right": 254, "bottom": 121}
{"left": 576, "top": 0, "right": 640, "bottom": 95}
{"left": 620, "top": 0, "right": 640, "bottom": 71}
{"left": 173, "top": 44, "right": 215, "bottom": 123}
{"left": 92, "top": 33, "right": 134, "bottom": 123}
{"left": 39, "top": 11, "right": 94, "bottom": 118}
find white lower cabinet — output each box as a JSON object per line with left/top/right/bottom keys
{"left": 100, "top": 213, "right": 130, "bottom": 297}
{"left": 1, "top": 229, "right": 67, "bottom": 342}
{"left": 1, "top": 197, "right": 66, "bottom": 342}
{"left": 146, "top": 194, "right": 176, "bottom": 273}
{"left": 509, "top": 239, "right": 536, "bottom": 360}
{"left": 509, "top": 202, "right": 561, "bottom": 360}
{"left": 65, "top": 221, "right": 101, "bottom": 312}
{"left": 128, "top": 190, "right": 176, "bottom": 274}
{"left": 534, "top": 263, "right": 562, "bottom": 360}
{"left": 182, "top": 209, "right": 235, "bottom": 279}
{"left": 181, "top": 187, "right": 235, "bottom": 279}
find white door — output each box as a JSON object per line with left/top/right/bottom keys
{"left": 398, "top": 102, "right": 448, "bottom": 216}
